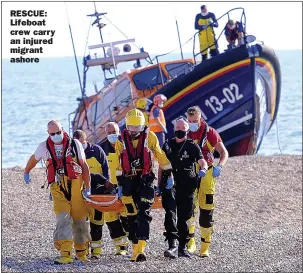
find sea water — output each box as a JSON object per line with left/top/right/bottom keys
{"left": 2, "top": 50, "right": 302, "bottom": 168}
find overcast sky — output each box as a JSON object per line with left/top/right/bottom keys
{"left": 2, "top": 1, "right": 302, "bottom": 59}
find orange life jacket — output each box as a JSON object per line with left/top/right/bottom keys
{"left": 148, "top": 105, "right": 166, "bottom": 133}
{"left": 120, "top": 127, "right": 152, "bottom": 176}
{"left": 46, "top": 132, "right": 82, "bottom": 184}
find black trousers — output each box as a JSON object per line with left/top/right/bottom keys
{"left": 119, "top": 174, "right": 155, "bottom": 244}
{"left": 162, "top": 184, "right": 195, "bottom": 248}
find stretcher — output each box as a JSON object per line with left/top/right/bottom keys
{"left": 83, "top": 193, "right": 163, "bottom": 212}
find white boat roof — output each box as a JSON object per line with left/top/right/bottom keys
{"left": 85, "top": 52, "right": 149, "bottom": 68}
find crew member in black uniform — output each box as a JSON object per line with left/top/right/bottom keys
{"left": 159, "top": 117, "right": 208, "bottom": 258}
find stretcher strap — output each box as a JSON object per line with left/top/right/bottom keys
{"left": 82, "top": 192, "right": 119, "bottom": 205}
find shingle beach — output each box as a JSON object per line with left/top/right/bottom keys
{"left": 1, "top": 155, "right": 302, "bottom": 272}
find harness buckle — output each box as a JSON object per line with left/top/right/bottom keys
{"left": 131, "top": 159, "right": 140, "bottom": 175}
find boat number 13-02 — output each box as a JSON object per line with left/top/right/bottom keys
{"left": 205, "top": 83, "right": 243, "bottom": 114}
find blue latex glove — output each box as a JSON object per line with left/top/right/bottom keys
{"left": 155, "top": 186, "right": 162, "bottom": 196}
{"left": 24, "top": 173, "right": 31, "bottom": 184}
{"left": 198, "top": 169, "right": 207, "bottom": 178}
{"left": 117, "top": 186, "right": 123, "bottom": 198}
{"left": 166, "top": 177, "right": 174, "bottom": 190}
{"left": 212, "top": 165, "right": 223, "bottom": 178}
{"left": 201, "top": 25, "right": 207, "bottom": 30}
{"left": 49, "top": 193, "right": 53, "bottom": 201}
{"left": 83, "top": 188, "right": 91, "bottom": 198}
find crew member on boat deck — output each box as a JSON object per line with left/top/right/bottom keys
{"left": 186, "top": 106, "right": 229, "bottom": 257}
{"left": 159, "top": 118, "right": 208, "bottom": 258}
{"left": 195, "top": 4, "right": 219, "bottom": 60}
{"left": 148, "top": 94, "right": 167, "bottom": 147}
{"left": 73, "top": 129, "right": 128, "bottom": 258}
{"left": 115, "top": 108, "right": 173, "bottom": 262}
{"left": 24, "top": 120, "right": 91, "bottom": 264}
{"left": 136, "top": 98, "right": 152, "bottom": 126}
{"left": 224, "top": 19, "right": 244, "bottom": 49}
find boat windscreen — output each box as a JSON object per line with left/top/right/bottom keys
{"left": 165, "top": 62, "right": 194, "bottom": 78}
{"left": 132, "top": 67, "right": 167, "bottom": 90}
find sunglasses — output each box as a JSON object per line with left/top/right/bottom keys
{"left": 49, "top": 130, "right": 62, "bottom": 136}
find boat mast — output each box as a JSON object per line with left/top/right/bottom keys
{"left": 87, "top": 3, "right": 108, "bottom": 80}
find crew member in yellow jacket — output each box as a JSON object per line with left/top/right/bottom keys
{"left": 115, "top": 109, "right": 173, "bottom": 262}
{"left": 135, "top": 98, "right": 152, "bottom": 126}
{"left": 73, "top": 129, "right": 128, "bottom": 258}
{"left": 195, "top": 5, "right": 219, "bottom": 60}
{"left": 24, "top": 120, "right": 91, "bottom": 264}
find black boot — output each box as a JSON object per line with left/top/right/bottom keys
{"left": 178, "top": 244, "right": 191, "bottom": 258}
{"left": 164, "top": 239, "right": 177, "bottom": 258}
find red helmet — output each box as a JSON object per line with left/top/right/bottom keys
{"left": 153, "top": 94, "right": 167, "bottom": 106}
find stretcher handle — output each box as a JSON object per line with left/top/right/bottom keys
{"left": 82, "top": 192, "right": 119, "bottom": 205}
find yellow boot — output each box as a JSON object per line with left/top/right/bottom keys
{"left": 91, "top": 247, "right": 102, "bottom": 259}
{"left": 130, "top": 243, "right": 138, "bottom": 262}
{"left": 200, "top": 242, "right": 210, "bottom": 257}
{"left": 75, "top": 250, "right": 90, "bottom": 263}
{"left": 187, "top": 238, "right": 197, "bottom": 254}
{"left": 90, "top": 240, "right": 102, "bottom": 259}
{"left": 115, "top": 245, "right": 128, "bottom": 256}
{"left": 200, "top": 227, "right": 213, "bottom": 258}
{"left": 136, "top": 240, "right": 147, "bottom": 262}
{"left": 54, "top": 251, "right": 73, "bottom": 265}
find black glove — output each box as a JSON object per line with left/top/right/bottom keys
{"left": 141, "top": 172, "right": 155, "bottom": 185}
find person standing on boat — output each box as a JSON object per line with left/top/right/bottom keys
{"left": 73, "top": 129, "right": 128, "bottom": 258}
{"left": 24, "top": 120, "right": 91, "bottom": 264}
{"left": 136, "top": 98, "right": 152, "bottom": 126}
{"left": 159, "top": 117, "right": 208, "bottom": 258}
{"left": 148, "top": 94, "right": 168, "bottom": 148}
{"left": 186, "top": 106, "right": 229, "bottom": 257}
{"left": 115, "top": 108, "right": 173, "bottom": 262}
{"left": 224, "top": 19, "right": 244, "bottom": 49}
{"left": 195, "top": 4, "right": 219, "bottom": 60}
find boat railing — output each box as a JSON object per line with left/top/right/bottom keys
{"left": 192, "top": 7, "right": 247, "bottom": 64}
{"left": 81, "top": 78, "right": 134, "bottom": 142}
{"left": 151, "top": 39, "right": 195, "bottom": 86}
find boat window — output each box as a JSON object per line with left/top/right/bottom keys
{"left": 165, "top": 62, "right": 193, "bottom": 78}
{"left": 103, "top": 89, "right": 116, "bottom": 116}
{"left": 90, "top": 100, "right": 104, "bottom": 125}
{"left": 132, "top": 67, "right": 167, "bottom": 91}
{"left": 115, "top": 78, "right": 132, "bottom": 107}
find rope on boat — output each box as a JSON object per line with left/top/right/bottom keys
{"left": 103, "top": 15, "right": 141, "bottom": 50}
{"left": 83, "top": 16, "right": 92, "bottom": 57}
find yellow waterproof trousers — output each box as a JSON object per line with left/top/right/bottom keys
{"left": 51, "top": 177, "right": 90, "bottom": 258}
{"left": 88, "top": 207, "right": 128, "bottom": 249}
{"left": 198, "top": 168, "right": 216, "bottom": 244}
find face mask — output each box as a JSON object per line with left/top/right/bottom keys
{"left": 158, "top": 103, "right": 164, "bottom": 108}
{"left": 50, "top": 133, "right": 63, "bottom": 143}
{"left": 201, "top": 11, "right": 208, "bottom": 16}
{"left": 145, "top": 106, "right": 149, "bottom": 111}
{"left": 175, "top": 130, "right": 187, "bottom": 139}
{"left": 82, "top": 142, "right": 88, "bottom": 150}
{"left": 189, "top": 123, "right": 199, "bottom": 132}
{"left": 107, "top": 134, "right": 118, "bottom": 143}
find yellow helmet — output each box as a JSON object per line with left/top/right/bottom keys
{"left": 125, "top": 109, "right": 145, "bottom": 130}
{"left": 135, "top": 98, "right": 152, "bottom": 110}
